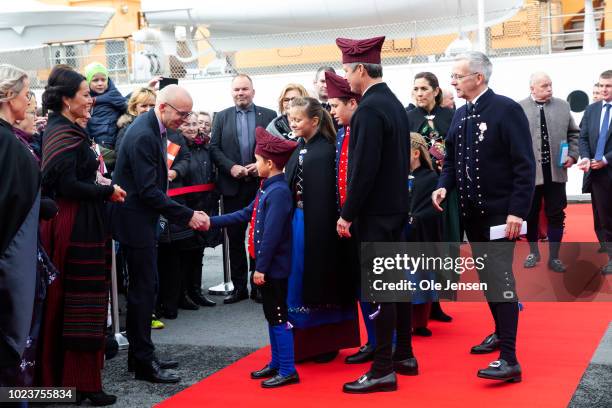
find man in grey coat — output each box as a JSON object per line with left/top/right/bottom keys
{"left": 519, "top": 72, "right": 579, "bottom": 272}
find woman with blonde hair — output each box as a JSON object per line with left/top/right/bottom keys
{"left": 266, "top": 83, "right": 309, "bottom": 140}
{"left": 0, "top": 64, "right": 42, "bottom": 388}
{"left": 284, "top": 97, "right": 359, "bottom": 362}
{"left": 115, "top": 87, "right": 157, "bottom": 153}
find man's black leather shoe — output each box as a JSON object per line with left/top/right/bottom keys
{"left": 477, "top": 359, "right": 522, "bottom": 382}
{"left": 345, "top": 344, "right": 375, "bottom": 364}
{"left": 393, "top": 357, "right": 418, "bottom": 376}
{"left": 343, "top": 372, "right": 397, "bottom": 394}
{"left": 179, "top": 293, "right": 199, "bottom": 310}
{"left": 128, "top": 355, "right": 179, "bottom": 372}
{"left": 224, "top": 289, "right": 249, "bottom": 304}
{"left": 189, "top": 290, "right": 216, "bottom": 307}
{"left": 134, "top": 360, "right": 180, "bottom": 383}
{"left": 261, "top": 372, "right": 300, "bottom": 388}
{"left": 470, "top": 333, "right": 500, "bottom": 354}
{"left": 250, "top": 365, "right": 278, "bottom": 379}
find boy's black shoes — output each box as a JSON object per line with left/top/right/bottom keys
{"left": 251, "top": 365, "right": 278, "bottom": 379}
{"left": 261, "top": 372, "right": 300, "bottom": 388}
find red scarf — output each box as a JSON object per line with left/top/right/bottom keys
{"left": 338, "top": 126, "right": 350, "bottom": 207}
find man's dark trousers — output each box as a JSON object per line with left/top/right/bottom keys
{"left": 223, "top": 179, "right": 258, "bottom": 293}
{"left": 123, "top": 245, "right": 158, "bottom": 363}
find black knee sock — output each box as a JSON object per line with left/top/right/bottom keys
{"left": 487, "top": 302, "right": 499, "bottom": 336}
{"left": 495, "top": 302, "right": 519, "bottom": 365}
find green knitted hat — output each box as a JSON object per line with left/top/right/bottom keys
{"left": 85, "top": 62, "right": 108, "bottom": 83}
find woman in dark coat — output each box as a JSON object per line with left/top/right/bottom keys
{"left": 39, "top": 66, "right": 125, "bottom": 406}
{"left": 284, "top": 97, "right": 359, "bottom": 362}
{"left": 182, "top": 114, "right": 221, "bottom": 306}
{"left": 407, "top": 72, "right": 459, "bottom": 320}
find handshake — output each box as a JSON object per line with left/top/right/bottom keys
{"left": 188, "top": 210, "right": 211, "bottom": 231}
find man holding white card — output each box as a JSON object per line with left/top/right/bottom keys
{"left": 518, "top": 72, "right": 579, "bottom": 273}
{"left": 432, "top": 52, "right": 535, "bottom": 383}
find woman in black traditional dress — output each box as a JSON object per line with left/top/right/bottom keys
{"left": 284, "top": 97, "right": 359, "bottom": 362}
{"left": 39, "top": 65, "right": 125, "bottom": 406}
{"left": 407, "top": 72, "right": 459, "bottom": 321}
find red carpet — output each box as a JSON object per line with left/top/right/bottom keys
{"left": 159, "top": 204, "right": 611, "bottom": 408}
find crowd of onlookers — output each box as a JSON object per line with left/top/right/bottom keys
{"left": 1, "top": 52, "right": 611, "bottom": 403}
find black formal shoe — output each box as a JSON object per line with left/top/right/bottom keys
{"left": 261, "top": 372, "right": 300, "bottom": 388}
{"left": 343, "top": 372, "right": 397, "bottom": 394}
{"left": 188, "top": 290, "right": 216, "bottom": 307}
{"left": 179, "top": 293, "right": 199, "bottom": 310}
{"left": 76, "top": 390, "right": 117, "bottom": 406}
{"left": 128, "top": 355, "right": 179, "bottom": 372}
{"left": 523, "top": 253, "right": 540, "bottom": 268}
{"left": 224, "top": 290, "right": 249, "bottom": 304}
{"left": 413, "top": 327, "right": 432, "bottom": 337}
{"left": 477, "top": 359, "right": 522, "bottom": 382}
{"left": 602, "top": 260, "right": 612, "bottom": 275}
{"left": 134, "top": 360, "right": 181, "bottom": 383}
{"left": 430, "top": 302, "right": 452, "bottom": 322}
{"left": 393, "top": 357, "right": 419, "bottom": 376}
{"left": 252, "top": 289, "right": 263, "bottom": 304}
{"left": 548, "top": 258, "right": 566, "bottom": 273}
{"left": 312, "top": 350, "right": 339, "bottom": 363}
{"left": 345, "top": 344, "right": 375, "bottom": 364}
{"left": 470, "top": 333, "right": 500, "bottom": 354}
{"left": 251, "top": 365, "right": 278, "bottom": 379}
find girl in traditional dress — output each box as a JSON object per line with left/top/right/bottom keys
{"left": 284, "top": 97, "right": 359, "bottom": 362}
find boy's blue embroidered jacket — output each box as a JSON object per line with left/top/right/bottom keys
{"left": 211, "top": 173, "right": 293, "bottom": 278}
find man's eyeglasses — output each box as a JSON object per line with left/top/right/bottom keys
{"left": 450, "top": 72, "right": 479, "bottom": 81}
{"left": 165, "top": 102, "right": 193, "bottom": 119}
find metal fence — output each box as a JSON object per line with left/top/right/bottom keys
{"left": 2, "top": 1, "right": 609, "bottom": 89}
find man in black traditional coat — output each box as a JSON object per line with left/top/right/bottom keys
{"left": 432, "top": 51, "right": 535, "bottom": 383}
{"left": 335, "top": 36, "right": 416, "bottom": 394}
